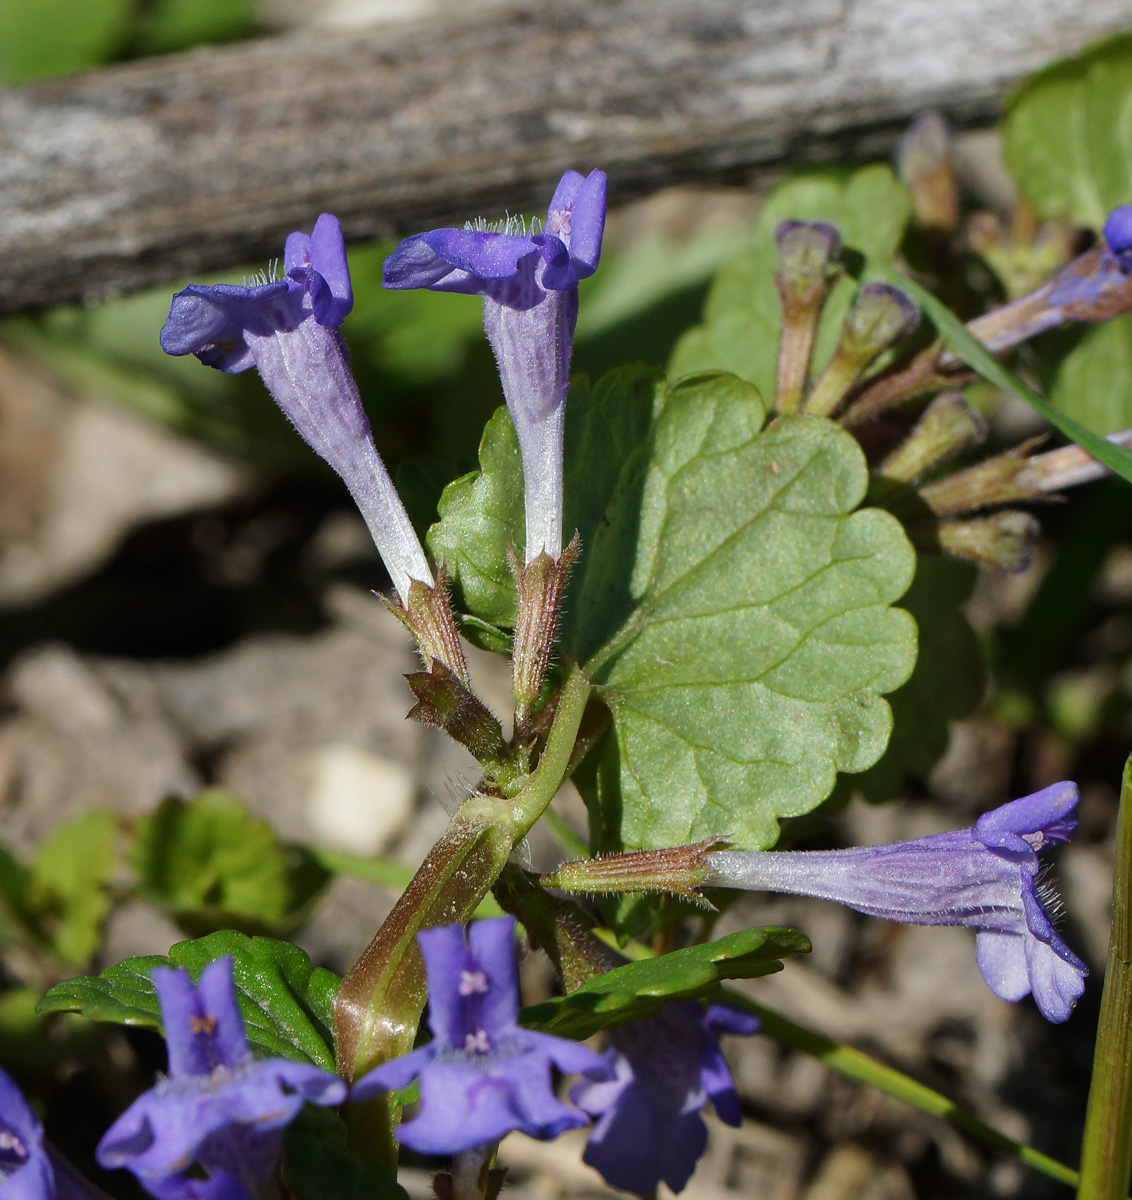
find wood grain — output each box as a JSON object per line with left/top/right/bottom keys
{"left": 1, "top": 0, "right": 1130, "bottom": 314}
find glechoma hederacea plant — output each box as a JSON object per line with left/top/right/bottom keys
{"left": 17, "top": 113, "right": 1132, "bottom": 1200}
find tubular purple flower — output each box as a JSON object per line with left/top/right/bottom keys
{"left": 382, "top": 170, "right": 608, "bottom": 563}
{"left": 705, "top": 783, "right": 1087, "bottom": 1023}
{"left": 570, "top": 1001, "right": 759, "bottom": 1196}
{"left": 159, "top": 214, "right": 431, "bottom": 603}
{"left": 96, "top": 957, "right": 345, "bottom": 1200}
{"left": 350, "top": 916, "right": 609, "bottom": 1155}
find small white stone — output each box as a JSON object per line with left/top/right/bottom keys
{"left": 305, "top": 744, "right": 415, "bottom": 857}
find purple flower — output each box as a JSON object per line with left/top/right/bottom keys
{"left": 0, "top": 1069, "right": 109, "bottom": 1200}
{"left": 0, "top": 1068, "right": 53, "bottom": 1200}
{"left": 160, "top": 214, "right": 431, "bottom": 603}
{"left": 383, "top": 170, "right": 607, "bottom": 563}
{"left": 351, "top": 916, "right": 609, "bottom": 1155}
{"left": 706, "top": 783, "right": 1087, "bottom": 1023}
{"left": 96, "top": 957, "right": 345, "bottom": 1200}
{"left": 571, "top": 1001, "right": 759, "bottom": 1196}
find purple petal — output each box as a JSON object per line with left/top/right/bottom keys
{"left": 569, "top": 1050, "right": 632, "bottom": 1117}
{"left": 382, "top": 235, "right": 461, "bottom": 290}
{"left": 394, "top": 1062, "right": 517, "bottom": 1155}
{"left": 975, "top": 782, "right": 1079, "bottom": 856}
{"left": 468, "top": 917, "right": 520, "bottom": 1037}
{"left": 1024, "top": 935, "right": 1087, "bottom": 1023}
{"left": 975, "top": 931, "right": 1031, "bottom": 1002}
{"left": 0, "top": 1155, "right": 54, "bottom": 1200}
{"left": 309, "top": 214, "right": 353, "bottom": 316}
{"left": 533, "top": 234, "right": 579, "bottom": 293}
{"left": 97, "top": 1057, "right": 342, "bottom": 1180}
{"left": 348, "top": 1044, "right": 436, "bottom": 1101}
{"left": 417, "top": 924, "right": 477, "bottom": 1048}
{"left": 195, "top": 958, "right": 250, "bottom": 1071}
{"left": 697, "top": 1033, "right": 741, "bottom": 1127}
{"left": 159, "top": 283, "right": 293, "bottom": 374}
{"left": 581, "top": 1076, "right": 707, "bottom": 1196}
{"left": 523, "top": 1031, "right": 610, "bottom": 1080}
{"left": 703, "top": 1002, "right": 761, "bottom": 1039}
{"left": 152, "top": 968, "right": 213, "bottom": 1077}
{"left": 0, "top": 1069, "right": 52, "bottom": 1200}
{"left": 546, "top": 168, "right": 607, "bottom": 277}
{"left": 283, "top": 231, "right": 311, "bottom": 277}
{"left": 498, "top": 1062, "right": 589, "bottom": 1142}
{"left": 421, "top": 229, "right": 541, "bottom": 281}
{"left": 138, "top": 1167, "right": 253, "bottom": 1200}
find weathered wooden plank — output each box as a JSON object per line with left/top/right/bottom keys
{"left": 1, "top": 0, "right": 1129, "bottom": 314}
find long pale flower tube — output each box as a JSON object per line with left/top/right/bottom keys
{"left": 160, "top": 214, "right": 432, "bottom": 604}
{"left": 382, "top": 169, "right": 607, "bottom": 563}
{"left": 706, "top": 783, "right": 1087, "bottom": 1023}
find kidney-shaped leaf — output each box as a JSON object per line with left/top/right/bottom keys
{"left": 584, "top": 374, "right": 917, "bottom": 850}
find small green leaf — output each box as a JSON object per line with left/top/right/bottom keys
{"left": 427, "top": 407, "right": 524, "bottom": 625}
{"left": 852, "top": 557, "right": 984, "bottom": 801}
{"left": 1048, "top": 316, "right": 1132, "bottom": 434}
{"left": 38, "top": 932, "right": 340, "bottom": 1069}
{"left": 584, "top": 376, "right": 917, "bottom": 850}
{"left": 868, "top": 261, "right": 1132, "bottom": 484}
{"left": 27, "top": 813, "right": 118, "bottom": 966}
{"left": 132, "top": 791, "right": 330, "bottom": 934}
{"left": 284, "top": 1108, "right": 409, "bottom": 1200}
{"left": 1003, "top": 34, "right": 1132, "bottom": 230}
{"left": 669, "top": 166, "right": 911, "bottom": 393}
{"left": 519, "top": 927, "right": 810, "bottom": 1041}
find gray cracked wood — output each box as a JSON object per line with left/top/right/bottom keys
{"left": 1, "top": 0, "right": 1131, "bottom": 314}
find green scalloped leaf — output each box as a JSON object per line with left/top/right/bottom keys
{"left": 37, "top": 932, "right": 339, "bottom": 1069}
{"left": 668, "top": 166, "right": 911, "bottom": 393}
{"left": 519, "top": 926, "right": 810, "bottom": 1041}
{"left": 430, "top": 366, "right": 917, "bottom": 850}
{"left": 1003, "top": 34, "right": 1132, "bottom": 231}
{"left": 584, "top": 377, "right": 917, "bottom": 850}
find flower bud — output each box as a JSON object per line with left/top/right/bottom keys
{"left": 774, "top": 220, "right": 841, "bottom": 414}
{"left": 805, "top": 283, "right": 920, "bottom": 417}
{"left": 870, "top": 392, "right": 987, "bottom": 500}
{"left": 896, "top": 112, "right": 959, "bottom": 234}
{"left": 907, "top": 510, "right": 1039, "bottom": 572}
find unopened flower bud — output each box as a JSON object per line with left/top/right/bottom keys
{"left": 870, "top": 392, "right": 987, "bottom": 501}
{"left": 907, "top": 510, "right": 1039, "bottom": 572}
{"left": 774, "top": 220, "right": 841, "bottom": 414}
{"left": 896, "top": 113, "right": 959, "bottom": 234}
{"left": 805, "top": 283, "right": 920, "bottom": 417}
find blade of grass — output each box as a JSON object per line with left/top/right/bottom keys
{"left": 866, "top": 261, "right": 1132, "bottom": 486}
{"left": 1076, "top": 755, "right": 1132, "bottom": 1200}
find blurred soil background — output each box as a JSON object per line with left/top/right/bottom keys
{"left": 1, "top": 3, "right": 1130, "bottom": 1199}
